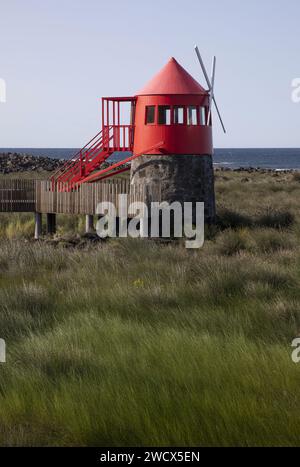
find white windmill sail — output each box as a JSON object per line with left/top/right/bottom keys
{"left": 194, "top": 45, "right": 226, "bottom": 134}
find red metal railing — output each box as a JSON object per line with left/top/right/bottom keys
{"left": 51, "top": 129, "right": 105, "bottom": 182}
{"left": 51, "top": 96, "right": 137, "bottom": 188}
{"left": 51, "top": 124, "right": 134, "bottom": 188}
{"left": 75, "top": 140, "right": 164, "bottom": 185}
{"left": 103, "top": 125, "right": 134, "bottom": 152}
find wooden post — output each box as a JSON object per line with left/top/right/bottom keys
{"left": 46, "top": 213, "right": 56, "bottom": 235}
{"left": 34, "top": 212, "right": 42, "bottom": 239}
{"left": 85, "top": 214, "right": 94, "bottom": 233}
{"left": 115, "top": 217, "right": 121, "bottom": 237}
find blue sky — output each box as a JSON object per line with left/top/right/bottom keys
{"left": 0, "top": 0, "right": 299, "bottom": 148}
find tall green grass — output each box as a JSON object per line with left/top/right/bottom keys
{"left": 0, "top": 170, "right": 299, "bottom": 446}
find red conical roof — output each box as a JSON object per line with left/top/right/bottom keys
{"left": 136, "top": 57, "right": 207, "bottom": 96}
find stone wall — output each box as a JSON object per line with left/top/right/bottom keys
{"left": 130, "top": 154, "right": 216, "bottom": 224}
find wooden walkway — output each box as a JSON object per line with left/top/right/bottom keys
{"left": 0, "top": 179, "right": 161, "bottom": 215}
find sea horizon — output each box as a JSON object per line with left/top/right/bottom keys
{"left": 1, "top": 147, "right": 300, "bottom": 170}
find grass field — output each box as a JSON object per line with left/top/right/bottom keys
{"left": 0, "top": 170, "right": 300, "bottom": 446}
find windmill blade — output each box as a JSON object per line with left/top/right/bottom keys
{"left": 194, "top": 45, "right": 226, "bottom": 133}
{"left": 194, "top": 45, "right": 211, "bottom": 90}
{"left": 212, "top": 95, "right": 226, "bottom": 134}
{"left": 207, "top": 56, "right": 216, "bottom": 125}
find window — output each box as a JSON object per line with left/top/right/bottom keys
{"left": 158, "top": 106, "right": 171, "bottom": 125}
{"left": 199, "top": 106, "right": 206, "bottom": 126}
{"left": 173, "top": 106, "right": 184, "bottom": 124}
{"left": 187, "top": 106, "right": 198, "bottom": 125}
{"left": 145, "top": 106, "right": 155, "bottom": 124}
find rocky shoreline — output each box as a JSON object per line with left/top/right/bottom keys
{"left": 0, "top": 152, "right": 125, "bottom": 175}
{"left": 214, "top": 166, "right": 297, "bottom": 174}
{"left": 0, "top": 152, "right": 297, "bottom": 175}
{"left": 0, "top": 152, "right": 66, "bottom": 174}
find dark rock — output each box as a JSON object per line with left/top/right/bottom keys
{"left": 0, "top": 152, "right": 67, "bottom": 174}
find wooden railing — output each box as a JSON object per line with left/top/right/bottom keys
{"left": 0, "top": 179, "right": 161, "bottom": 215}
{"left": 0, "top": 179, "right": 35, "bottom": 212}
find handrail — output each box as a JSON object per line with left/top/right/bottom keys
{"left": 52, "top": 132, "right": 105, "bottom": 181}
{"left": 52, "top": 126, "right": 113, "bottom": 181}
{"left": 76, "top": 140, "right": 164, "bottom": 185}
{"left": 60, "top": 135, "right": 112, "bottom": 183}
{"left": 58, "top": 131, "right": 114, "bottom": 184}
{"left": 51, "top": 128, "right": 104, "bottom": 181}
{"left": 54, "top": 127, "right": 113, "bottom": 183}
{"left": 103, "top": 124, "right": 134, "bottom": 152}
{"left": 51, "top": 124, "right": 135, "bottom": 187}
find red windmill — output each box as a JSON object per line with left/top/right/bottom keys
{"left": 51, "top": 46, "right": 225, "bottom": 195}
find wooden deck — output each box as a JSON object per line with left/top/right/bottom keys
{"left": 0, "top": 179, "right": 161, "bottom": 215}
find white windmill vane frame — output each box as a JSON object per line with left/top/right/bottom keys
{"left": 194, "top": 45, "right": 226, "bottom": 134}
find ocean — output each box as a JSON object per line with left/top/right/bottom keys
{"left": 1, "top": 148, "right": 300, "bottom": 170}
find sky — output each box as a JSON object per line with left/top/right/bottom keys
{"left": 0, "top": 0, "right": 299, "bottom": 148}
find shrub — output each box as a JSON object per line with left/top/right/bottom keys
{"left": 217, "top": 208, "right": 252, "bottom": 229}
{"left": 253, "top": 229, "right": 296, "bottom": 253}
{"left": 256, "top": 209, "right": 294, "bottom": 229}
{"left": 216, "top": 229, "right": 253, "bottom": 256}
{"left": 292, "top": 172, "right": 300, "bottom": 182}
{"left": 5, "top": 219, "right": 34, "bottom": 240}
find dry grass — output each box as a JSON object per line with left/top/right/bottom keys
{"left": 0, "top": 170, "right": 299, "bottom": 446}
